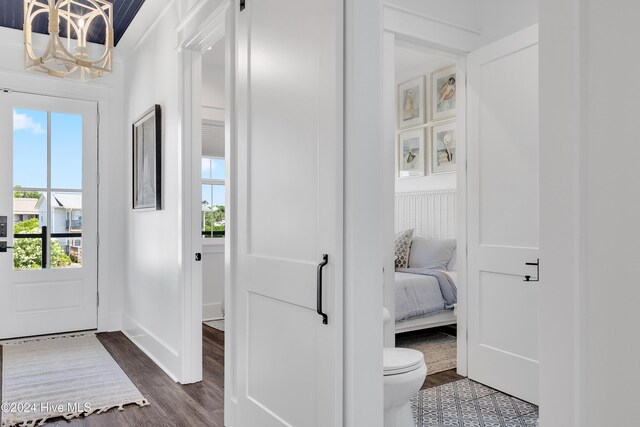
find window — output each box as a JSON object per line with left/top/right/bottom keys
{"left": 202, "top": 157, "right": 225, "bottom": 238}
{"left": 13, "top": 110, "right": 83, "bottom": 269}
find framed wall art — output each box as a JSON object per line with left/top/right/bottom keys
{"left": 132, "top": 104, "right": 162, "bottom": 210}
{"left": 398, "top": 128, "right": 426, "bottom": 178}
{"left": 431, "top": 122, "right": 456, "bottom": 174}
{"left": 431, "top": 66, "right": 457, "bottom": 121}
{"left": 398, "top": 76, "right": 425, "bottom": 129}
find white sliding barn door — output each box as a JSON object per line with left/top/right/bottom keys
{"left": 233, "top": 0, "right": 343, "bottom": 425}
{"left": 467, "top": 25, "right": 540, "bottom": 404}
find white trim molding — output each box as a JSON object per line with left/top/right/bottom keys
{"left": 122, "top": 313, "right": 180, "bottom": 382}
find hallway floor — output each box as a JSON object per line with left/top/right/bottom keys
{"left": 0, "top": 325, "right": 225, "bottom": 427}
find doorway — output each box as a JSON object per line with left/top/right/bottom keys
{"left": 0, "top": 91, "right": 98, "bottom": 339}
{"left": 383, "top": 8, "right": 541, "bottom": 416}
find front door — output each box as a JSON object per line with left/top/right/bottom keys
{"left": 0, "top": 91, "right": 98, "bottom": 339}
{"left": 231, "top": 0, "right": 344, "bottom": 425}
{"left": 466, "top": 25, "right": 540, "bottom": 404}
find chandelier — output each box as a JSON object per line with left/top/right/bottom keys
{"left": 24, "top": 0, "right": 113, "bottom": 80}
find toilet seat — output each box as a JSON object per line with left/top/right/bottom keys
{"left": 383, "top": 348, "right": 425, "bottom": 376}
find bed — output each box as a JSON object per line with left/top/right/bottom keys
{"left": 394, "top": 233, "right": 457, "bottom": 333}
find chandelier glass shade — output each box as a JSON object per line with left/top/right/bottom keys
{"left": 24, "top": 0, "right": 113, "bottom": 80}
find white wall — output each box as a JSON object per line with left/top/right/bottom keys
{"left": 385, "top": 0, "right": 538, "bottom": 48}
{"left": 202, "top": 63, "right": 225, "bottom": 122}
{"left": 121, "top": 2, "right": 184, "bottom": 380}
{"left": 0, "top": 27, "right": 126, "bottom": 333}
{"left": 539, "top": 1, "right": 640, "bottom": 425}
{"left": 395, "top": 43, "right": 457, "bottom": 193}
{"left": 480, "top": 0, "right": 539, "bottom": 45}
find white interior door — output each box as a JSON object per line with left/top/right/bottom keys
{"left": 467, "top": 25, "right": 539, "bottom": 404}
{"left": 232, "top": 0, "right": 343, "bottom": 425}
{"left": 0, "top": 91, "right": 98, "bottom": 339}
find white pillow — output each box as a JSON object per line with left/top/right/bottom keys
{"left": 394, "top": 229, "right": 414, "bottom": 269}
{"left": 408, "top": 237, "right": 456, "bottom": 270}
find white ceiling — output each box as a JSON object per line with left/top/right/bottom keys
{"left": 203, "top": 41, "right": 225, "bottom": 68}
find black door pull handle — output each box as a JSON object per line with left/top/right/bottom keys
{"left": 317, "top": 254, "right": 329, "bottom": 325}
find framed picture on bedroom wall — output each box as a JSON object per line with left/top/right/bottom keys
{"left": 431, "top": 66, "right": 457, "bottom": 121}
{"left": 398, "top": 128, "right": 426, "bottom": 178}
{"left": 431, "top": 122, "right": 456, "bottom": 174}
{"left": 397, "top": 76, "right": 425, "bottom": 129}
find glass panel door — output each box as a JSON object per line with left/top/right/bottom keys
{"left": 12, "top": 110, "right": 83, "bottom": 270}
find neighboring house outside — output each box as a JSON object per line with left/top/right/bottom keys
{"left": 13, "top": 198, "right": 39, "bottom": 225}
{"left": 35, "top": 193, "right": 83, "bottom": 263}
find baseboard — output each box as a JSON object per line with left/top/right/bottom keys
{"left": 203, "top": 302, "right": 223, "bottom": 320}
{"left": 121, "top": 313, "right": 180, "bottom": 382}
{"left": 108, "top": 311, "right": 123, "bottom": 331}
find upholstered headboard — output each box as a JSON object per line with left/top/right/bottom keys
{"left": 394, "top": 189, "right": 457, "bottom": 239}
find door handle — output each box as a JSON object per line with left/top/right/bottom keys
{"left": 524, "top": 258, "right": 540, "bottom": 282}
{"left": 317, "top": 254, "right": 329, "bottom": 325}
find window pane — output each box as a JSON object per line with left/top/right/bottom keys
{"left": 51, "top": 237, "right": 81, "bottom": 269}
{"left": 14, "top": 109, "right": 47, "bottom": 189}
{"left": 50, "top": 192, "right": 82, "bottom": 269}
{"left": 13, "top": 191, "right": 44, "bottom": 270}
{"left": 51, "top": 113, "right": 82, "bottom": 189}
{"left": 13, "top": 238, "right": 43, "bottom": 270}
{"left": 210, "top": 158, "right": 225, "bottom": 180}
{"left": 202, "top": 158, "right": 211, "bottom": 180}
{"left": 202, "top": 184, "right": 225, "bottom": 238}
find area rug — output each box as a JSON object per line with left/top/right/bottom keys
{"left": 396, "top": 331, "right": 456, "bottom": 375}
{"left": 411, "top": 378, "right": 539, "bottom": 426}
{"left": 1, "top": 333, "right": 149, "bottom": 426}
{"left": 204, "top": 319, "right": 225, "bottom": 332}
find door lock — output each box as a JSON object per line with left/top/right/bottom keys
{"left": 195, "top": 253, "right": 202, "bottom": 262}
{"left": 0, "top": 216, "right": 7, "bottom": 238}
{"left": 0, "top": 242, "right": 14, "bottom": 253}
{"left": 524, "top": 258, "right": 540, "bottom": 282}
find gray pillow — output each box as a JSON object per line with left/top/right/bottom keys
{"left": 447, "top": 248, "right": 457, "bottom": 271}
{"left": 394, "top": 229, "right": 414, "bottom": 269}
{"left": 408, "top": 237, "right": 457, "bottom": 270}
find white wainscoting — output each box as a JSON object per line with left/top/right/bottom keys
{"left": 203, "top": 242, "right": 225, "bottom": 320}
{"left": 395, "top": 189, "right": 457, "bottom": 239}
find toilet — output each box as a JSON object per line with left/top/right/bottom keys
{"left": 383, "top": 309, "right": 427, "bottom": 427}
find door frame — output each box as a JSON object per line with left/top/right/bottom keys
{"left": 382, "top": 5, "right": 474, "bottom": 376}
{"left": 176, "top": 0, "right": 232, "bottom": 385}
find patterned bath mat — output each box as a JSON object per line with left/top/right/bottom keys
{"left": 396, "top": 331, "right": 457, "bottom": 375}
{"left": 1, "top": 333, "right": 149, "bottom": 426}
{"left": 412, "top": 378, "right": 539, "bottom": 426}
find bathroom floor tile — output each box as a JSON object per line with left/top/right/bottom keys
{"left": 412, "top": 379, "right": 539, "bottom": 427}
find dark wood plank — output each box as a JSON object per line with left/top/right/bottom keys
{"left": 421, "top": 369, "right": 465, "bottom": 390}
{"left": 0, "top": 325, "right": 225, "bottom": 427}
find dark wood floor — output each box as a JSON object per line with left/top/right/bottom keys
{"left": 1, "top": 324, "right": 463, "bottom": 426}
{"left": 0, "top": 325, "right": 225, "bottom": 427}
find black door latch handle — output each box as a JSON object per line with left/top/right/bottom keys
{"left": 524, "top": 258, "right": 540, "bottom": 282}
